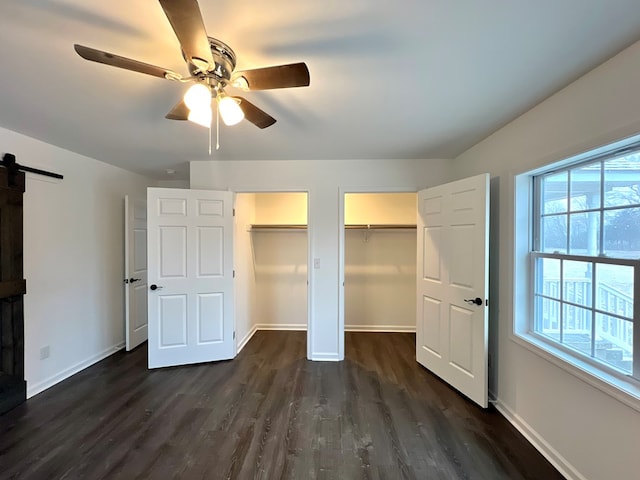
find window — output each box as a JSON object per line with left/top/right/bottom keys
{"left": 531, "top": 146, "right": 639, "bottom": 381}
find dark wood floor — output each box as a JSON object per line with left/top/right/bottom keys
{"left": 0, "top": 331, "right": 564, "bottom": 479}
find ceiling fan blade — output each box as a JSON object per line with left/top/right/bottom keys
{"left": 74, "top": 45, "right": 179, "bottom": 79}
{"left": 233, "top": 97, "right": 276, "bottom": 129}
{"left": 165, "top": 99, "right": 190, "bottom": 120}
{"left": 232, "top": 63, "right": 310, "bottom": 90}
{"left": 158, "top": 0, "right": 214, "bottom": 72}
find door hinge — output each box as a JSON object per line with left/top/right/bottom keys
{"left": 233, "top": 331, "right": 236, "bottom": 339}
{"left": 233, "top": 270, "right": 235, "bottom": 278}
{"left": 233, "top": 208, "right": 236, "bottom": 217}
{"left": 485, "top": 298, "right": 489, "bottom": 307}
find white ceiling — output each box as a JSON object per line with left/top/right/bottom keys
{"left": 1, "top": 1, "right": 640, "bottom": 180}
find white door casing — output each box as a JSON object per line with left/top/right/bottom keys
{"left": 416, "top": 173, "right": 489, "bottom": 408}
{"left": 124, "top": 195, "right": 148, "bottom": 351}
{"left": 147, "top": 188, "right": 235, "bottom": 368}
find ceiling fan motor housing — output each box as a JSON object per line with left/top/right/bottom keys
{"left": 185, "top": 37, "right": 236, "bottom": 83}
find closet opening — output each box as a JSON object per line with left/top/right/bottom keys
{"left": 342, "top": 192, "right": 417, "bottom": 352}
{"left": 234, "top": 192, "right": 309, "bottom": 356}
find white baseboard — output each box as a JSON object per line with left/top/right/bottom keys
{"left": 493, "top": 399, "right": 586, "bottom": 480}
{"left": 345, "top": 325, "right": 416, "bottom": 333}
{"left": 27, "top": 342, "right": 125, "bottom": 399}
{"left": 255, "top": 323, "right": 307, "bottom": 331}
{"left": 309, "top": 352, "right": 341, "bottom": 361}
{"left": 236, "top": 325, "right": 258, "bottom": 353}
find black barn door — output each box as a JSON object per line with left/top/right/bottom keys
{"left": 0, "top": 164, "right": 26, "bottom": 414}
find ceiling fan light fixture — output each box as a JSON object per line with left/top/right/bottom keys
{"left": 183, "top": 83, "right": 211, "bottom": 111}
{"left": 218, "top": 95, "right": 244, "bottom": 126}
{"left": 187, "top": 106, "right": 212, "bottom": 128}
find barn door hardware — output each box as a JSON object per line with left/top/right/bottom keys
{"left": 2, "top": 153, "right": 63, "bottom": 183}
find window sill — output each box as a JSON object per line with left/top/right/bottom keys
{"left": 511, "top": 332, "right": 640, "bottom": 413}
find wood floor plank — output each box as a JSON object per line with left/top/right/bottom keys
{"left": 0, "top": 331, "right": 564, "bottom": 479}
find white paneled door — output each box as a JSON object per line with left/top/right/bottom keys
{"left": 147, "top": 188, "right": 235, "bottom": 368}
{"left": 416, "top": 174, "right": 489, "bottom": 408}
{"left": 124, "top": 195, "right": 148, "bottom": 351}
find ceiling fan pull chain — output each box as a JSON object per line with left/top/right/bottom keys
{"left": 216, "top": 102, "right": 220, "bottom": 151}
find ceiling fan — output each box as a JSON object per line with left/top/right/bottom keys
{"left": 74, "top": 0, "right": 310, "bottom": 130}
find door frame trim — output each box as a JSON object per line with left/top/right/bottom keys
{"left": 338, "top": 186, "right": 417, "bottom": 360}
{"left": 233, "top": 187, "right": 312, "bottom": 360}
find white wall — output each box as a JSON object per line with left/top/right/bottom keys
{"left": 233, "top": 193, "right": 257, "bottom": 351}
{"left": 451, "top": 40, "right": 640, "bottom": 480}
{"left": 191, "top": 158, "right": 451, "bottom": 360}
{"left": 345, "top": 230, "right": 416, "bottom": 331}
{"left": 345, "top": 192, "right": 416, "bottom": 225}
{"left": 0, "top": 127, "right": 151, "bottom": 398}
{"left": 252, "top": 230, "right": 308, "bottom": 329}
{"left": 251, "top": 192, "right": 308, "bottom": 331}
{"left": 344, "top": 193, "right": 417, "bottom": 331}
{"left": 235, "top": 192, "right": 309, "bottom": 334}
{"left": 254, "top": 192, "right": 307, "bottom": 225}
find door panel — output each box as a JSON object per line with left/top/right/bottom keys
{"left": 197, "top": 293, "right": 223, "bottom": 343}
{"left": 422, "top": 296, "right": 442, "bottom": 355}
{"left": 148, "top": 188, "right": 235, "bottom": 368}
{"left": 159, "top": 226, "right": 187, "bottom": 277}
{"left": 424, "top": 227, "right": 443, "bottom": 280}
{"left": 125, "top": 195, "right": 148, "bottom": 351}
{"left": 416, "top": 173, "right": 489, "bottom": 408}
{"left": 132, "top": 284, "right": 147, "bottom": 330}
{"left": 159, "top": 295, "right": 188, "bottom": 346}
{"left": 197, "top": 227, "right": 223, "bottom": 276}
{"left": 449, "top": 305, "right": 474, "bottom": 374}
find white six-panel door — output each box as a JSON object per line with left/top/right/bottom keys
{"left": 416, "top": 174, "right": 489, "bottom": 408}
{"left": 125, "top": 195, "right": 148, "bottom": 351}
{"left": 147, "top": 188, "right": 235, "bottom": 368}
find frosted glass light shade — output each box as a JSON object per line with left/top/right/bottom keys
{"left": 187, "top": 106, "right": 212, "bottom": 128}
{"left": 218, "top": 96, "right": 244, "bottom": 126}
{"left": 184, "top": 83, "right": 211, "bottom": 111}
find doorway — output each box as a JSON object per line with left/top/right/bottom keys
{"left": 341, "top": 192, "right": 417, "bottom": 348}
{"left": 234, "top": 192, "right": 310, "bottom": 355}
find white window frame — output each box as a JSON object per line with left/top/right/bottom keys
{"left": 513, "top": 135, "right": 640, "bottom": 412}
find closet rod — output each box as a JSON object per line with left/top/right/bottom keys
{"left": 250, "top": 224, "right": 307, "bottom": 230}
{"left": 345, "top": 224, "right": 416, "bottom": 230}
{"left": 249, "top": 224, "right": 416, "bottom": 231}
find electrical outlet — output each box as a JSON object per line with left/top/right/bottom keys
{"left": 40, "top": 345, "right": 50, "bottom": 360}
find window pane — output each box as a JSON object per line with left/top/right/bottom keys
{"left": 570, "top": 162, "right": 601, "bottom": 211}
{"left": 595, "top": 264, "right": 634, "bottom": 318}
{"left": 562, "top": 260, "right": 592, "bottom": 307}
{"left": 562, "top": 304, "right": 592, "bottom": 355}
{"left": 604, "top": 155, "right": 640, "bottom": 208}
{"left": 542, "top": 215, "right": 567, "bottom": 253}
{"left": 542, "top": 171, "right": 568, "bottom": 214}
{"left": 595, "top": 313, "right": 633, "bottom": 374}
{"left": 569, "top": 211, "right": 600, "bottom": 255}
{"left": 535, "top": 257, "right": 560, "bottom": 298}
{"left": 603, "top": 207, "right": 640, "bottom": 259}
{"left": 535, "top": 296, "right": 561, "bottom": 340}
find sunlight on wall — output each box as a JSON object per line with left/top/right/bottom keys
{"left": 345, "top": 192, "right": 416, "bottom": 224}
{"left": 254, "top": 192, "right": 307, "bottom": 224}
